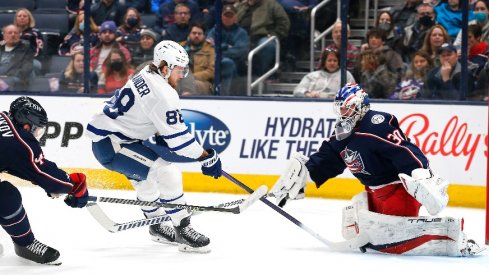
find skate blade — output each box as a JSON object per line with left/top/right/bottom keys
{"left": 150, "top": 235, "right": 178, "bottom": 246}
{"left": 19, "top": 257, "right": 62, "bottom": 266}
{"left": 178, "top": 243, "right": 211, "bottom": 254}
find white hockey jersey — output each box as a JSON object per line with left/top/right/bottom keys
{"left": 86, "top": 66, "right": 204, "bottom": 159}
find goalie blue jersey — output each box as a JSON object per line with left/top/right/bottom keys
{"left": 0, "top": 112, "right": 73, "bottom": 194}
{"left": 306, "top": 110, "right": 429, "bottom": 188}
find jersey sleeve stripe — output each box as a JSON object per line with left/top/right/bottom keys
{"left": 87, "top": 124, "right": 134, "bottom": 141}
{"left": 169, "top": 137, "right": 197, "bottom": 151}
{"left": 1, "top": 113, "right": 73, "bottom": 189}
{"left": 161, "top": 128, "right": 189, "bottom": 139}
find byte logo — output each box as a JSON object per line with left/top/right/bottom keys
{"left": 147, "top": 109, "right": 231, "bottom": 163}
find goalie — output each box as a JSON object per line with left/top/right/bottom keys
{"left": 271, "top": 83, "right": 484, "bottom": 257}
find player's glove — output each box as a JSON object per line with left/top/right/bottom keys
{"left": 271, "top": 152, "right": 309, "bottom": 207}
{"left": 199, "top": 149, "right": 222, "bottom": 179}
{"left": 64, "top": 173, "right": 89, "bottom": 208}
{"left": 399, "top": 168, "right": 449, "bottom": 215}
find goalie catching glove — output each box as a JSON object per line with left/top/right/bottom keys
{"left": 398, "top": 168, "right": 449, "bottom": 216}
{"left": 271, "top": 152, "right": 309, "bottom": 207}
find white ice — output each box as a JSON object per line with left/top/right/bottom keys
{"left": 0, "top": 186, "right": 488, "bottom": 275}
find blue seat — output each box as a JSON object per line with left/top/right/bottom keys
{"left": 0, "top": 13, "right": 14, "bottom": 28}
{"left": 27, "top": 77, "right": 51, "bottom": 92}
{"left": 141, "top": 14, "right": 157, "bottom": 29}
{"left": 0, "top": 0, "right": 35, "bottom": 13}
{"left": 46, "top": 55, "right": 71, "bottom": 74}
{"left": 35, "top": 0, "right": 66, "bottom": 13}
{"left": 33, "top": 12, "right": 70, "bottom": 36}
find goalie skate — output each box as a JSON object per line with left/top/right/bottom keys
{"left": 14, "top": 239, "right": 61, "bottom": 265}
{"left": 149, "top": 224, "right": 177, "bottom": 245}
{"left": 460, "top": 239, "right": 485, "bottom": 257}
{"left": 175, "top": 217, "right": 210, "bottom": 253}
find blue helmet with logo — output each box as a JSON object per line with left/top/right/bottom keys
{"left": 333, "top": 83, "right": 370, "bottom": 140}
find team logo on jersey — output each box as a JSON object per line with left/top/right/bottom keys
{"left": 371, "top": 114, "right": 385, "bottom": 124}
{"left": 340, "top": 148, "right": 371, "bottom": 175}
{"left": 148, "top": 110, "right": 231, "bottom": 163}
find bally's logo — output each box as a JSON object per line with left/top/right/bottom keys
{"left": 148, "top": 109, "right": 231, "bottom": 163}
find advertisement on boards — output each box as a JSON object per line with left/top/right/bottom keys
{"left": 0, "top": 95, "right": 486, "bottom": 186}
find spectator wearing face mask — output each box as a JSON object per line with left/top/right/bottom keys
{"left": 399, "top": 3, "right": 437, "bottom": 62}
{"left": 97, "top": 48, "right": 134, "bottom": 94}
{"left": 116, "top": 8, "right": 143, "bottom": 52}
{"left": 59, "top": 11, "right": 100, "bottom": 56}
{"left": 454, "top": 0, "right": 489, "bottom": 46}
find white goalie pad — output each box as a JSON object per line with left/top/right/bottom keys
{"left": 342, "top": 192, "right": 368, "bottom": 240}
{"left": 398, "top": 168, "right": 449, "bottom": 216}
{"left": 357, "top": 210, "right": 484, "bottom": 256}
{"left": 271, "top": 152, "right": 309, "bottom": 205}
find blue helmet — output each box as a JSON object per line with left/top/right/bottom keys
{"left": 333, "top": 83, "right": 370, "bottom": 140}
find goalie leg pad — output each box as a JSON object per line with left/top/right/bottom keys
{"left": 342, "top": 192, "right": 368, "bottom": 240}
{"left": 357, "top": 210, "right": 484, "bottom": 256}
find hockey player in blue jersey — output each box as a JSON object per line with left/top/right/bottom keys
{"left": 0, "top": 96, "right": 89, "bottom": 265}
{"left": 271, "top": 83, "right": 484, "bottom": 256}
{"left": 86, "top": 40, "right": 222, "bottom": 253}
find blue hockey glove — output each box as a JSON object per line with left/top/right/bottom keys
{"left": 199, "top": 149, "right": 222, "bottom": 179}
{"left": 64, "top": 173, "right": 89, "bottom": 208}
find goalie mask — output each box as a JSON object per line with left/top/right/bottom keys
{"left": 153, "top": 40, "right": 190, "bottom": 79}
{"left": 333, "top": 83, "right": 370, "bottom": 140}
{"left": 9, "top": 96, "right": 48, "bottom": 141}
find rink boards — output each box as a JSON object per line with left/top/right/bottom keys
{"left": 0, "top": 95, "right": 486, "bottom": 208}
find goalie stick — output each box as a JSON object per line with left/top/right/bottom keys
{"left": 86, "top": 185, "right": 268, "bottom": 233}
{"left": 221, "top": 171, "right": 369, "bottom": 251}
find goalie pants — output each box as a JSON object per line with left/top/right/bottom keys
{"left": 366, "top": 183, "right": 421, "bottom": 216}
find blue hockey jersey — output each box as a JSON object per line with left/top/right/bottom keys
{"left": 306, "top": 110, "right": 429, "bottom": 188}
{"left": 0, "top": 112, "right": 74, "bottom": 195}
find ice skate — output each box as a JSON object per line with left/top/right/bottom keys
{"left": 460, "top": 239, "right": 485, "bottom": 257}
{"left": 149, "top": 223, "right": 177, "bottom": 245}
{"left": 174, "top": 217, "right": 210, "bottom": 253}
{"left": 14, "top": 239, "right": 61, "bottom": 265}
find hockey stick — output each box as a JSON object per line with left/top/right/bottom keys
{"left": 87, "top": 185, "right": 267, "bottom": 214}
{"left": 86, "top": 203, "right": 171, "bottom": 233}
{"left": 86, "top": 185, "right": 268, "bottom": 233}
{"left": 221, "top": 171, "right": 369, "bottom": 251}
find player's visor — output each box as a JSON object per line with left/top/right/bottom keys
{"left": 31, "top": 125, "right": 46, "bottom": 141}
{"left": 173, "top": 66, "right": 189, "bottom": 78}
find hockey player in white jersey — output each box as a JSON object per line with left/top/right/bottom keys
{"left": 86, "top": 40, "right": 222, "bottom": 253}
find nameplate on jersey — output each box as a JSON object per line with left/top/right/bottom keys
{"left": 0, "top": 115, "right": 13, "bottom": 137}
{"left": 132, "top": 73, "right": 150, "bottom": 98}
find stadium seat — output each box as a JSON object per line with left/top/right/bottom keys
{"left": 45, "top": 55, "right": 71, "bottom": 75}
{"left": 35, "top": 0, "right": 66, "bottom": 13}
{"left": 27, "top": 77, "right": 51, "bottom": 92}
{"left": 141, "top": 14, "right": 157, "bottom": 29}
{"left": 33, "top": 12, "right": 70, "bottom": 36}
{"left": 0, "top": 13, "right": 14, "bottom": 28}
{"left": 0, "top": 0, "right": 35, "bottom": 13}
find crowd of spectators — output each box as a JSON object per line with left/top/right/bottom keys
{"left": 0, "top": 0, "right": 486, "bottom": 101}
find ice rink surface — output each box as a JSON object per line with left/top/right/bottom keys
{"left": 0, "top": 186, "right": 488, "bottom": 275}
